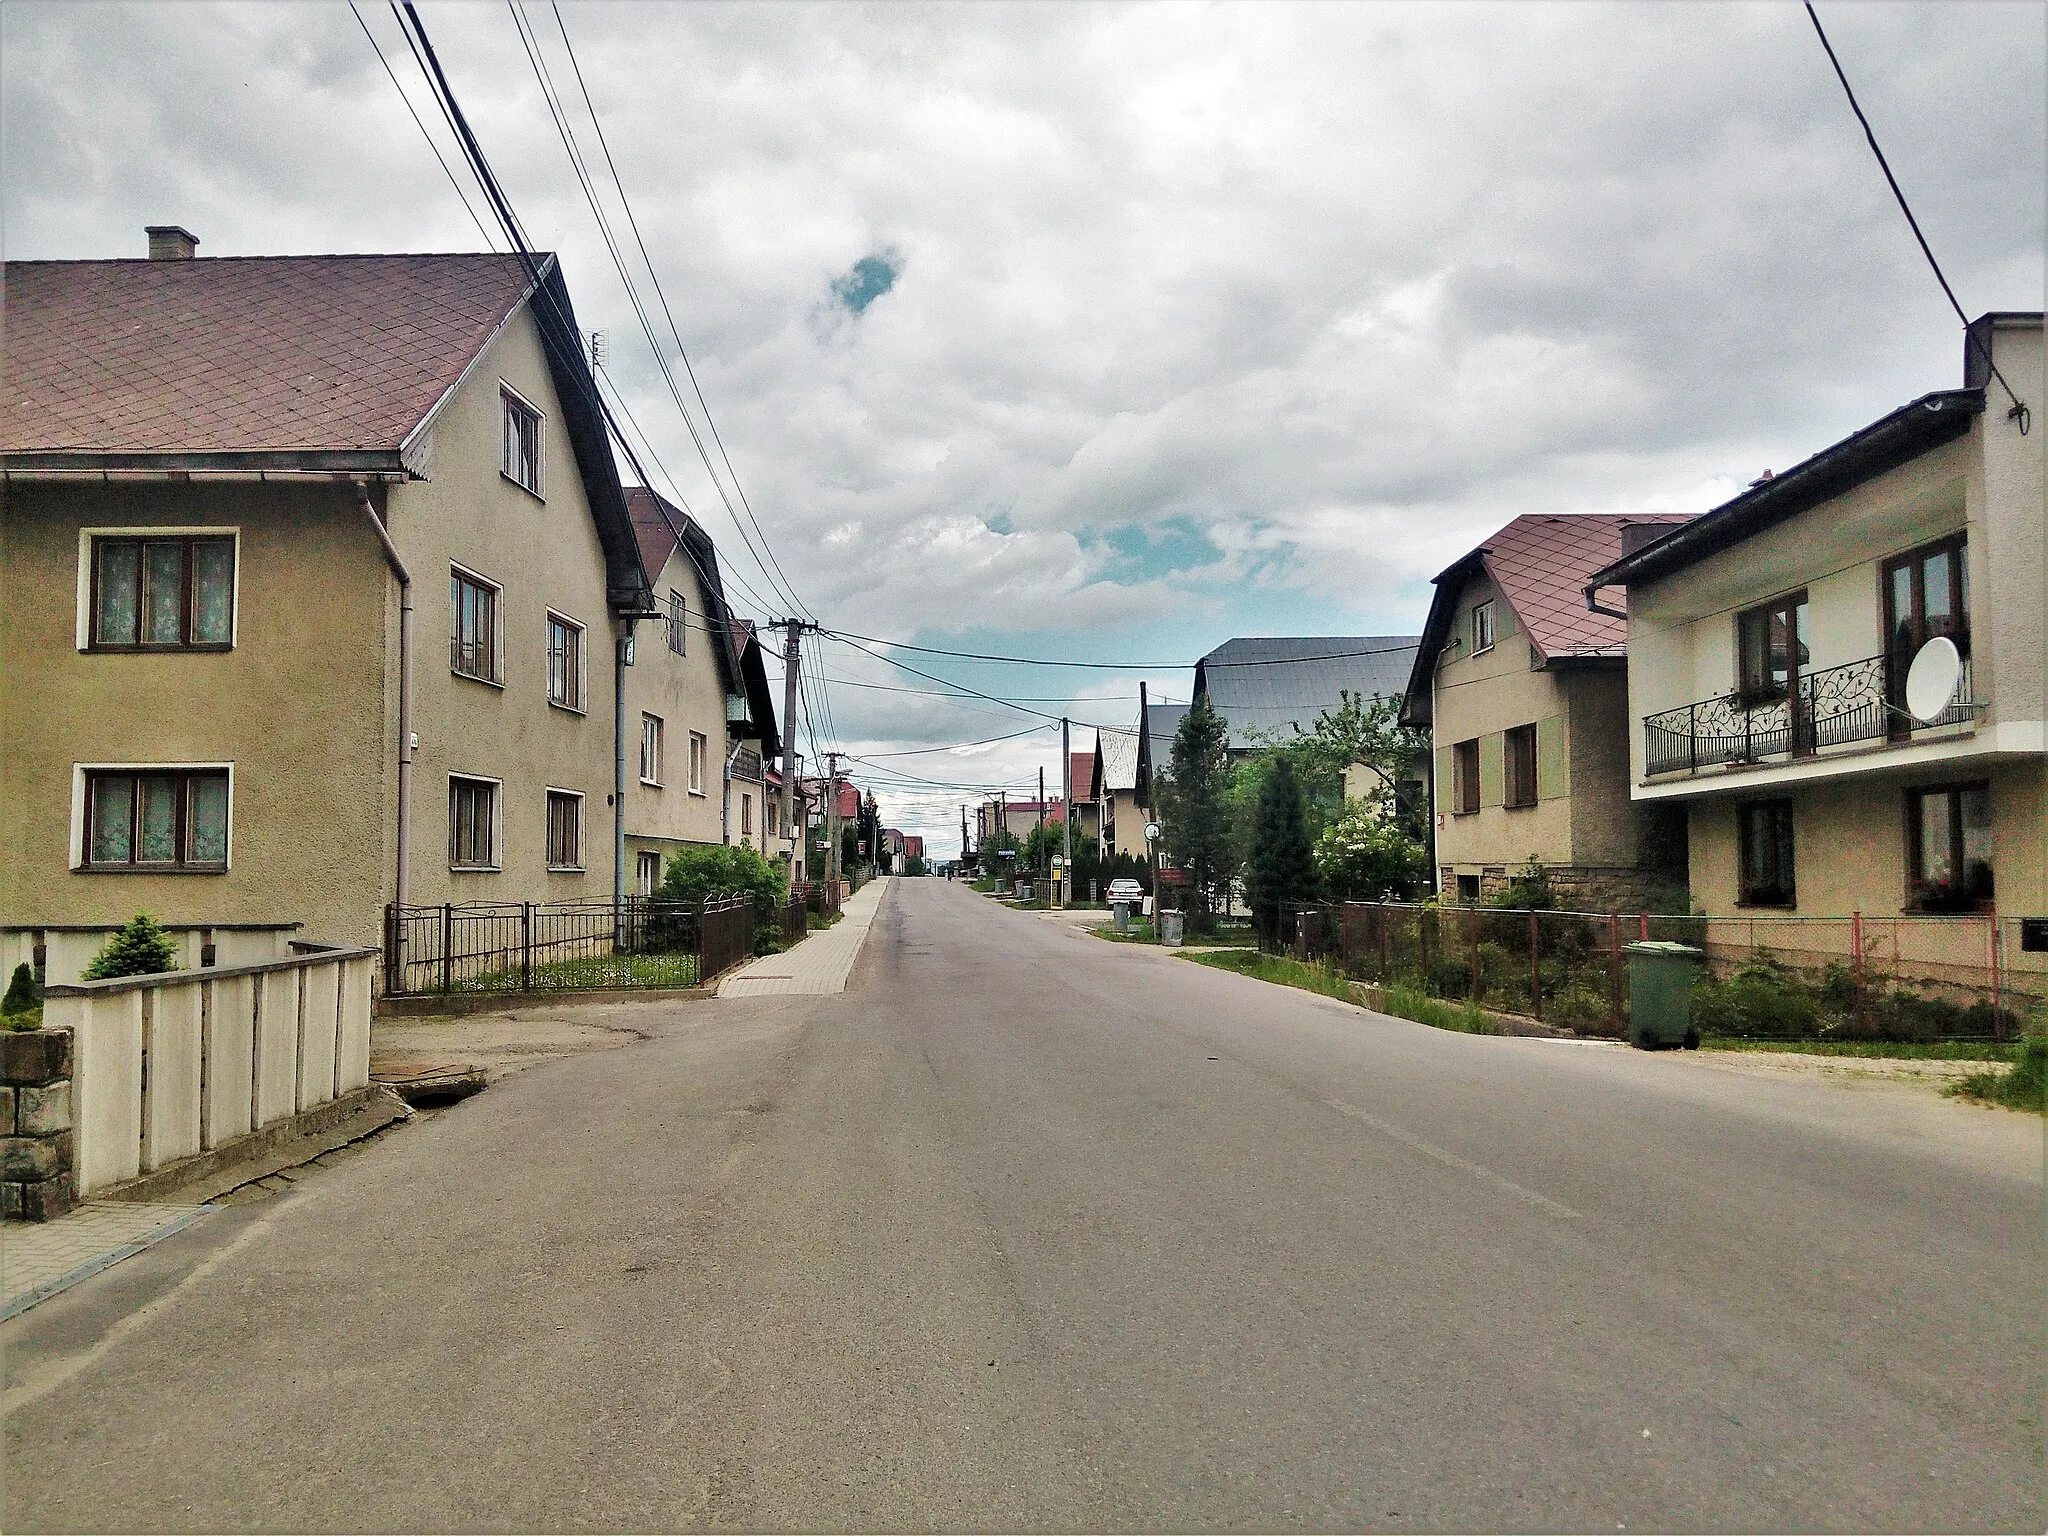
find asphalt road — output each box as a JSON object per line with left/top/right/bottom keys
{"left": 6, "top": 878, "right": 2042, "bottom": 1532}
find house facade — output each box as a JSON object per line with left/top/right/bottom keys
{"left": 1587, "top": 313, "right": 2044, "bottom": 922}
{"left": 621, "top": 485, "right": 785, "bottom": 894}
{"left": 1, "top": 234, "right": 650, "bottom": 971}
{"left": 1403, "top": 513, "right": 1693, "bottom": 909}
{"left": 1093, "top": 725, "right": 1141, "bottom": 859}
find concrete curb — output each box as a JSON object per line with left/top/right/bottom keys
{"left": 376, "top": 985, "right": 716, "bottom": 1018}
{"left": 0, "top": 1206, "right": 215, "bottom": 1324}
{"left": 91, "top": 1085, "right": 409, "bottom": 1205}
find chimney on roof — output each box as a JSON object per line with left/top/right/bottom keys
{"left": 1619, "top": 522, "right": 1664, "bottom": 557}
{"left": 146, "top": 225, "right": 199, "bottom": 260}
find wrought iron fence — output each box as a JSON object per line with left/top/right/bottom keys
{"left": 382, "top": 894, "right": 758, "bottom": 997}
{"left": 1644, "top": 652, "right": 1976, "bottom": 777}
{"left": 1293, "top": 902, "right": 2042, "bottom": 1043}
{"left": 780, "top": 887, "right": 809, "bottom": 946}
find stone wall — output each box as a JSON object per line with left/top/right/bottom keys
{"left": 1439, "top": 863, "right": 1688, "bottom": 915}
{"left": 1, "top": 1029, "right": 75, "bottom": 1220}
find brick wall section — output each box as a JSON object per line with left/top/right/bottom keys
{"left": 1, "top": 1029, "right": 76, "bottom": 1221}
{"left": 1440, "top": 863, "right": 1685, "bottom": 915}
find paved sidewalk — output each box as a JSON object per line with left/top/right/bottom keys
{"left": 719, "top": 878, "right": 890, "bottom": 997}
{"left": 2, "top": 1202, "right": 210, "bottom": 1322}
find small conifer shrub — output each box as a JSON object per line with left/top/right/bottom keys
{"left": 82, "top": 914, "right": 181, "bottom": 981}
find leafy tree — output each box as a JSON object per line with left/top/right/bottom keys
{"left": 1158, "top": 696, "right": 1233, "bottom": 930}
{"left": 1314, "top": 795, "right": 1428, "bottom": 901}
{"left": 1245, "top": 755, "right": 1315, "bottom": 950}
{"left": 1022, "top": 816, "right": 1065, "bottom": 873}
{"left": 1253, "top": 689, "right": 1428, "bottom": 841}
{"left": 83, "top": 914, "right": 180, "bottom": 980}
{"left": 656, "top": 843, "right": 789, "bottom": 951}
{"left": 977, "top": 825, "right": 1021, "bottom": 876}
{"left": 905, "top": 855, "right": 928, "bottom": 876}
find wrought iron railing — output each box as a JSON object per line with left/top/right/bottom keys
{"left": 382, "top": 894, "right": 757, "bottom": 996}
{"left": 1644, "top": 652, "right": 1976, "bottom": 777}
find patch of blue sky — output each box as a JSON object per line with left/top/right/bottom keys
{"left": 832, "top": 252, "right": 899, "bottom": 316}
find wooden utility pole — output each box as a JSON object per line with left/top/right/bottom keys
{"left": 1061, "top": 715, "right": 1072, "bottom": 898}
{"left": 778, "top": 622, "right": 802, "bottom": 879}
{"left": 826, "top": 752, "right": 842, "bottom": 885}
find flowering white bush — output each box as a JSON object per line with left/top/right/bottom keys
{"left": 1313, "top": 798, "right": 1425, "bottom": 901}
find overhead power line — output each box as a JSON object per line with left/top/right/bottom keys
{"left": 1804, "top": 2, "right": 2030, "bottom": 433}
{"left": 821, "top": 628, "right": 1418, "bottom": 671}
{"left": 349, "top": 2, "right": 498, "bottom": 250}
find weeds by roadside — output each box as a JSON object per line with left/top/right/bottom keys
{"left": 1377, "top": 984, "right": 1497, "bottom": 1035}
{"left": 1705, "top": 1037, "right": 2021, "bottom": 1062}
{"left": 1182, "top": 949, "right": 1355, "bottom": 1001}
{"left": 1949, "top": 1037, "right": 2047, "bottom": 1113}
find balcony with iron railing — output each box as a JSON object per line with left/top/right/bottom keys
{"left": 1644, "top": 651, "right": 1978, "bottom": 779}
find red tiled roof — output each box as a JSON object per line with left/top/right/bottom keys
{"left": 1479, "top": 513, "right": 1695, "bottom": 659}
{"left": 1, "top": 253, "right": 540, "bottom": 455}
{"left": 1068, "top": 752, "right": 1095, "bottom": 800}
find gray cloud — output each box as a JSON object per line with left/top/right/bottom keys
{"left": 4, "top": 0, "right": 2040, "bottom": 843}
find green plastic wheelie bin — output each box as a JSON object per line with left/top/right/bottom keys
{"left": 1624, "top": 940, "right": 1703, "bottom": 1050}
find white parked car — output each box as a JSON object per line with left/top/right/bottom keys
{"left": 1106, "top": 878, "right": 1145, "bottom": 906}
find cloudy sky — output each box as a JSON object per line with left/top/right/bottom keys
{"left": 6, "top": 1, "right": 2042, "bottom": 848}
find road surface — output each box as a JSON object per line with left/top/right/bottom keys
{"left": 5, "top": 878, "right": 2041, "bottom": 1531}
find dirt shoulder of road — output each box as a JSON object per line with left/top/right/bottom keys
{"left": 370, "top": 1000, "right": 673, "bottom": 1084}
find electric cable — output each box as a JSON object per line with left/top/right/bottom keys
{"left": 1804, "top": 2, "right": 2030, "bottom": 432}
{"left": 820, "top": 628, "right": 1420, "bottom": 671}
{"left": 349, "top": 2, "right": 499, "bottom": 249}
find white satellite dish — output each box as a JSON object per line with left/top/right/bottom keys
{"left": 1904, "top": 636, "right": 1963, "bottom": 723}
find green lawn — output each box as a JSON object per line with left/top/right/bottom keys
{"left": 1950, "top": 1038, "right": 2047, "bottom": 1113}
{"left": 448, "top": 950, "right": 700, "bottom": 993}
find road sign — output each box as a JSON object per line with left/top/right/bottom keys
{"left": 1144, "top": 823, "right": 1161, "bottom": 841}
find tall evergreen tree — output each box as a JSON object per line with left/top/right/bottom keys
{"left": 1246, "top": 754, "right": 1315, "bottom": 951}
{"left": 1163, "top": 696, "right": 1232, "bottom": 929}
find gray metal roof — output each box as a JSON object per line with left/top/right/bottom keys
{"left": 1194, "top": 636, "right": 1420, "bottom": 750}
{"left": 1096, "top": 725, "right": 1140, "bottom": 792}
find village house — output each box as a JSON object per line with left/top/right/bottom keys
{"left": 1402, "top": 513, "right": 1694, "bottom": 909}
{"left": 1092, "top": 725, "right": 1141, "bottom": 860}
{"left": 1, "top": 231, "right": 652, "bottom": 978}
{"left": 1585, "top": 313, "right": 2044, "bottom": 924}
{"left": 621, "top": 487, "right": 786, "bottom": 893}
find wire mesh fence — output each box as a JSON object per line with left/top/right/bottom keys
{"left": 383, "top": 894, "right": 759, "bottom": 997}
{"left": 1293, "top": 902, "right": 2044, "bottom": 1043}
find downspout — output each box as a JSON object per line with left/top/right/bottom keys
{"left": 615, "top": 620, "right": 629, "bottom": 910}
{"left": 354, "top": 481, "right": 413, "bottom": 910}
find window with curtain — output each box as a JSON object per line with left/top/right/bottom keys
{"left": 451, "top": 568, "right": 499, "bottom": 682}
{"left": 501, "top": 387, "right": 542, "bottom": 494}
{"left": 91, "top": 535, "right": 236, "bottom": 649}
{"left": 547, "top": 614, "right": 584, "bottom": 710}
{"left": 1907, "top": 783, "right": 1992, "bottom": 910}
{"left": 546, "top": 790, "right": 583, "bottom": 870}
{"left": 81, "top": 768, "right": 230, "bottom": 870}
{"left": 449, "top": 777, "right": 497, "bottom": 869}
{"left": 1738, "top": 799, "right": 1796, "bottom": 907}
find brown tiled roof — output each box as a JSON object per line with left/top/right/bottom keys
{"left": 624, "top": 484, "right": 687, "bottom": 581}
{"left": 1068, "top": 751, "right": 1096, "bottom": 801}
{"left": 2, "top": 253, "right": 540, "bottom": 455}
{"left": 1480, "top": 513, "right": 1695, "bottom": 659}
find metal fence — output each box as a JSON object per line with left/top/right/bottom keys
{"left": 806, "top": 879, "right": 842, "bottom": 920}
{"left": 1293, "top": 902, "right": 2045, "bottom": 1043}
{"left": 781, "top": 888, "right": 809, "bottom": 947}
{"left": 383, "top": 895, "right": 756, "bottom": 997}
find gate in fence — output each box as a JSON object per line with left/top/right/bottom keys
{"left": 382, "top": 894, "right": 760, "bottom": 997}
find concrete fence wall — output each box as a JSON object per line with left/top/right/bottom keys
{"left": 41, "top": 945, "right": 376, "bottom": 1196}
{"left": 3, "top": 924, "right": 303, "bottom": 988}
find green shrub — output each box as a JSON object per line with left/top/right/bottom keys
{"left": 82, "top": 914, "right": 180, "bottom": 981}
{"left": 655, "top": 844, "right": 789, "bottom": 953}
{"left": 1488, "top": 858, "right": 1556, "bottom": 910}
{"left": 1381, "top": 984, "right": 1496, "bottom": 1035}
{"left": 1953, "top": 1035, "right": 2047, "bottom": 1113}
{"left": 3, "top": 961, "right": 40, "bottom": 1015}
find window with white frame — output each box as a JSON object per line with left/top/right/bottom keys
{"left": 641, "top": 714, "right": 664, "bottom": 784}
{"left": 86, "top": 533, "right": 236, "bottom": 650}
{"left": 547, "top": 613, "right": 585, "bottom": 711}
{"left": 546, "top": 789, "right": 584, "bottom": 871}
{"left": 666, "top": 590, "right": 686, "bottom": 655}
{"left": 741, "top": 792, "right": 754, "bottom": 837}
{"left": 637, "top": 849, "right": 662, "bottom": 895}
{"left": 1472, "top": 600, "right": 1496, "bottom": 655}
{"left": 449, "top": 776, "right": 499, "bottom": 870}
{"left": 501, "top": 385, "right": 542, "bottom": 495}
{"left": 451, "top": 566, "right": 501, "bottom": 682}
{"left": 689, "top": 732, "right": 708, "bottom": 794}
{"left": 79, "top": 766, "right": 230, "bottom": 871}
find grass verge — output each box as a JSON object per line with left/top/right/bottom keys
{"left": 807, "top": 910, "right": 843, "bottom": 931}
{"left": 1091, "top": 921, "right": 1158, "bottom": 943}
{"left": 1375, "top": 984, "right": 1497, "bottom": 1035}
{"left": 1949, "top": 1037, "right": 2047, "bottom": 1113}
{"left": 1181, "top": 948, "right": 1355, "bottom": 1002}
{"left": 1703, "top": 1036, "right": 2021, "bottom": 1062}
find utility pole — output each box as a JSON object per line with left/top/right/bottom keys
{"left": 1140, "top": 679, "right": 1159, "bottom": 904}
{"left": 778, "top": 621, "right": 803, "bottom": 880}
{"left": 1061, "top": 715, "right": 1072, "bottom": 893}
{"left": 826, "top": 752, "right": 842, "bottom": 886}
{"left": 1037, "top": 765, "right": 1046, "bottom": 879}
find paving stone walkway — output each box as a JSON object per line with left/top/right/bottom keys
{"left": 719, "top": 877, "right": 890, "bottom": 997}
{"left": 1, "top": 1202, "right": 210, "bottom": 1322}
